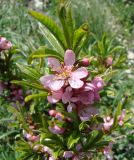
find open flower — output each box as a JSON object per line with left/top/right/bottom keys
{"left": 40, "top": 50, "right": 88, "bottom": 91}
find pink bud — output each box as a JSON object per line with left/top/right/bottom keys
{"left": 42, "top": 146, "right": 52, "bottom": 155}
{"left": 0, "top": 37, "right": 12, "bottom": 50}
{"left": 106, "top": 57, "right": 113, "bottom": 67}
{"left": 63, "top": 151, "right": 74, "bottom": 158}
{"left": 118, "top": 109, "right": 126, "bottom": 126}
{"left": 48, "top": 125, "right": 65, "bottom": 134}
{"left": 49, "top": 110, "right": 57, "bottom": 117}
{"left": 81, "top": 58, "right": 90, "bottom": 67}
{"left": 103, "top": 117, "right": 114, "bottom": 131}
{"left": 76, "top": 143, "right": 82, "bottom": 151}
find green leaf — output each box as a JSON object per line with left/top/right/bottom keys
{"left": 16, "top": 63, "right": 41, "bottom": 80}
{"left": 28, "top": 10, "right": 67, "bottom": 50}
{"left": 113, "top": 101, "right": 122, "bottom": 128}
{"left": 39, "top": 24, "right": 65, "bottom": 54}
{"left": 25, "top": 92, "right": 48, "bottom": 102}
{"left": 85, "top": 130, "right": 99, "bottom": 149}
{"left": 28, "top": 46, "right": 64, "bottom": 64}
{"left": 67, "top": 131, "right": 80, "bottom": 149}
{"left": 58, "top": 2, "right": 74, "bottom": 48}
{"left": 73, "top": 23, "right": 89, "bottom": 54}
{"left": 12, "top": 80, "right": 44, "bottom": 90}
{"left": 0, "top": 130, "right": 19, "bottom": 140}
{"left": 93, "top": 140, "right": 109, "bottom": 148}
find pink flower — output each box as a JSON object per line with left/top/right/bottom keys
{"left": 48, "top": 125, "right": 65, "bottom": 134}
{"left": 63, "top": 151, "right": 74, "bottom": 158}
{"left": 0, "top": 36, "right": 12, "bottom": 51}
{"left": 118, "top": 109, "right": 126, "bottom": 126}
{"left": 103, "top": 117, "right": 114, "bottom": 131}
{"left": 92, "top": 77, "right": 104, "bottom": 91}
{"left": 40, "top": 50, "right": 88, "bottom": 91}
{"left": 103, "top": 142, "right": 113, "bottom": 160}
{"left": 78, "top": 106, "right": 99, "bottom": 121}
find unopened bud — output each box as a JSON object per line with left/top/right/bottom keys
{"left": 106, "top": 57, "right": 113, "bottom": 67}
{"left": 81, "top": 58, "right": 90, "bottom": 67}
{"left": 49, "top": 110, "right": 57, "bottom": 117}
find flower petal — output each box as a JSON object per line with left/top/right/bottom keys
{"left": 78, "top": 106, "right": 99, "bottom": 121}
{"left": 49, "top": 79, "right": 65, "bottom": 91}
{"left": 64, "top": 50, "right": 75, "bottom": 66}
{"left": 68, "top": 78, "right": 84, "bottom": 89}
{"left": 47, "top": 95, "right": 59, "bottom": 104}
{"left": 47, "top": 58, "right": 61, "bottom": 72}
{"left": 71, "top": 67, "right": 88, "bottom": 79}
{"left": 40, "top": 75, "right": 55, "bottom": 87}
{"left": 67, "top": 103, "right": 76, "bottom": 112}
{"left": 62, "top": 87, "right": 73, "bottom": 104}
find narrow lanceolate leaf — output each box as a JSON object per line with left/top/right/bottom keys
{"left": 58, "top": 3, "right": 74, "bottom": 49}
{"left": 28, "top": 10, "right": 67, "bottom": 50}
{"left": 28, "top": 46, "right": 64, "bottom": 64}
{"left": 0, "top": 130, "right": 19, "bottom": 140}
{"left": 25, "top": 92, "right": 48, "bottom": 102}
{"left": 12, "top": 80, "right": 44, "bottom": 90}
{"left": 113, "top": 101, "right": 122, "bottom": 128}
{"left": 85, "top": 130, "right": 99, "bottom": 149}
{"left": 16, "top": 63, "right": 41, "bottom": 80}
{"left": 39, "top": 24, "right": 65, "bottom": 54}
{"left": 67, "top": 131, "right": 80, "bottom": 149}
{"left": 73, "top": 23, "right": 89, "bottom": 54}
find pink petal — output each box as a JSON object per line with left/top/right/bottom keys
{"left": 64, "top": 50, "right": 75, "bottom": 66}
{"left": 47, "top": 95, "right": 59, "bottom": 103}
{"left": 62, "top": 87, "right": 73, "bottom": 104}
{"left": 49, "top": 79, "right": 65, "bottom": 91}
{"left": 48, "top": 90, "right": 63, "bottom": 103}
{"left": 67, "top": 103, "right": 76, "bottom": 112}
{"left": 71, "top": 67, "right": 88, "bottom": 79}
{"left": 49, "top": 125, "right": 65, "bottom": 134}
{"left": 78, "top": 91, "right": 95, "bottom": 105}
{"left": 40, "top": 75, "right": 55, "bottom": 87}
{"left": 68, "top": 78, "right": 84, "bottom": 89}
{"left": 92, "top": 77, "right": 104, "bottom": 91}
{"left": 63, "top": 151, "right": 74, "bottom": 158}
{"left": 78, "top": 106, "right": 99, "bottom": 121}
{"left": 84, "top": 83, "right": 95, "bottom": 91}
{"left": 47, "top": 58, "right": 61, "bottom": 72}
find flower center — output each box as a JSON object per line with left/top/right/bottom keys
{"left": 56, "top": 66, "right": 73, "bottom": 79}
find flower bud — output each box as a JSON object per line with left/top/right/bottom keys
{"left": 48, "top": 125, "right": 65, "bottom": 134}
{"left": 63, "top": 151, "right": 74, "bottom": 158}
{"left": 118, "top": 109, "right": 126, "bottom": 126}
{"left": 81, "top": 58, "right": 90, "bottom": 67}
{"left": 103, "top": 116, "right": 114, "bottom": 131}
{"left": 0, "top": 36, "right": 12, "bottom": 51}
{"left": 49, "top": 110, "right": 57, "bottom": 117}
{"left": 106, "top": 57, "right": 113, "bottom": 67}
